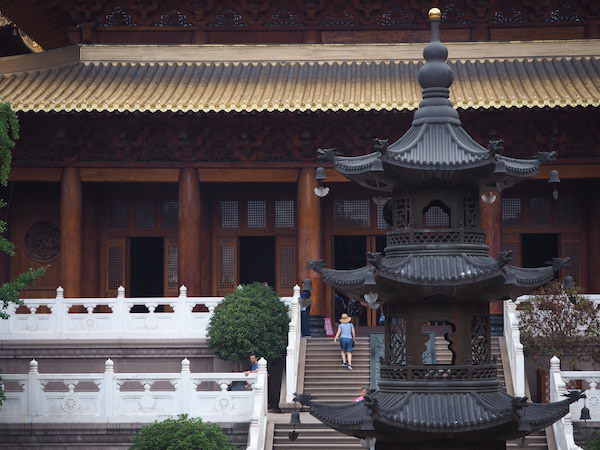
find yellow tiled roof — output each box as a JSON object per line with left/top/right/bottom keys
{"left": 0, "top": 42, "right": 598, "bottom": 113}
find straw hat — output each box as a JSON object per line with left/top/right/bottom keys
{"left": 340, "top": 313, "right": 352, "bottom": 323}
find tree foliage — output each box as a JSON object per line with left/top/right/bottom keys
{"left": 518, "top": 281, "right": 600, "bottom": 364}
{"left": 587, "top": 431, "right": 600, "bottom": 450}
{"left": 207, "top": 282, "right": 290, "bottom": 366}
{"left": 130, "top": 414, "right": 236, "bottom": 450}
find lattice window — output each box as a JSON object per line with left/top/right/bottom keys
{"left": 107, "top": 246, "right": 123, "bottom": 292}
{"left": 529, "top": 197, "right": 551, "bottom": 225}
{"left": 333, "top": 199, "right": 371, "bottom": 227}
{"left": 275, "top": 200, "right": 295, "bottom": 228}
{"left": 278, "top": 245, "right": 296, "bottom": 289}
{"left": 471, "top": 316, "right": 489, "bottom": 365}
{"left": 162, "top": 201, "right": 178, "bottom": 229}
{"left": 394, "top": 196, "right": 411, "bottom": 228}
{"left": 562, "top": 242, "right": 580, "bottom": 285}
{"left": 386, "top": 317, "right": 407, "bottom": 365}
{"left": 220, "top": 201, "right": 239, "bottom": 229}
{"left": 135, "top": 201, "right": 156, "bottom": 229}
{"left": 463, "top": 196, "right": 477, "bottom": 228}
{"left": 167, "top": 245, "right": 178, "bottom": 290}
{"left": 108, "top": 201, "right": 129, "bottom": 230}
{"left": 558, "top": 197, "right": 578, "bottom": 225}
{"left": 219, "top": 246, "right": 236, "bottom": 289}
{"left": 502, "top": 197, "right": 521, "bottom": 225}
{"left": 247, "top": 200, "right": 267, "bottom": 228}
{"left": 423, "top": 201, "right": 450, "bottom": 228}
{"left": 377, "top": 198, "right": 392, "bottom": 229}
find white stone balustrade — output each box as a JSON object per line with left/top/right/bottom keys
{"left": 0, "top": 286, "right": 294, "bottom": 341}
{"left": 0, "top": 357, "right": 268, "bottom": 430}
{"left": 284, "top": 285, "right": 301, "bottom": 403}
{"left": 503, "top": 299, "right": 525, "bottom": 397}
{"left": 548, "top": 355, "right": 600, "bottom": 450}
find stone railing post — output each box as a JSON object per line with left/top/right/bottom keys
{"left": 176, "top": 285, "right": 188, "bottom": 334}
{"left": 180, "top": 358, "right": 191, "bottom": 414}
{"left": 285, "top": 285, "right": 301, "bottom": 403}
{"left": 28, "top": 359, "right": 39, "bottom": 418}
{"left": 55, "top": 286, "right": 65, "bottom": 334}
{"left": 104, "top": 359, "right": 114, "bottom": 418}
{"left": 116, "top": 286, "right": 126, "bottom": 333}
{"left": 247, "top": 358, "right": 268, "bottom": 450}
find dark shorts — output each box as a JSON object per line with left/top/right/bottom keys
{"left": 340, "top": 337, "right": 353, "bottom": 352}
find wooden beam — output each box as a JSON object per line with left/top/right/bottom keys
{"left": 80, "top": 168, "right": 180, "bottom": 182}
{"left": 9, "top": 162, "right": 599, "bottom": 185}
{"left": 10, "top": 168, "right": 62, "bottom": 182}
{"left": 197, "top": 168, "right": 300, "bottom": 183}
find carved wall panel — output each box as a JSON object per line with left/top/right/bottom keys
{"left": 11, "top": 109, "right": 600, "bottom": 165}
{"left": 61, "top": 0, "right": 597, "bottom": 31}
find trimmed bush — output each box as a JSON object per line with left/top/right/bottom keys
{"left": 207, "top": 282, "right": 290, "bottom": 366}
{"left": 130, "top": 414, "right": 236, "bottom": 450}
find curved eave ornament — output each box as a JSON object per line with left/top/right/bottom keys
{"left": 294, "top": 390, "right": 584, "bottom": 444}
{"left": 307, "top": 256, "right": 569, "bottom": 306}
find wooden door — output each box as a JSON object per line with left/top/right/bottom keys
{"left": 104, "top": 237, "right": 126, "bottom": 297}
{"left": 164, "top": 237, "right": 179, "bottom": 297}
{"left": 215, "top": 236, "right": 238, "bottom": 296}
{"left": 276, "top": 235, "right": 296, "bottom": 295}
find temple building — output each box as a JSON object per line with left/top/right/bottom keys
{"left": 296, "top": 8, "right": 583, "bottom": 449}
{"left": 0, "top": 0, "right": 598, "bottom": 331}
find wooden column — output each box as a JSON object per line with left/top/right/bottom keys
{"left": 178, "top": 168, "right": 202, "bottom": 296}
{"left": 480, "top": 191, "right": 503, "bottom": 316}
{"left": 60, "top": 167, "right": 82, "bottom": 297}
{"left": 297, "top": 168, "right": 323, "bottom": 315}
{"left": 82, "top": 184, "right": 100, "bottom": 297}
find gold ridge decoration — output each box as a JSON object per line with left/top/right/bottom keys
{"left": 0, "top": 13, "right": 43, "bottom": 53}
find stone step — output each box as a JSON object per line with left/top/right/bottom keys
{"left": 272, "top": 424, "right": 363, "bottom": 449}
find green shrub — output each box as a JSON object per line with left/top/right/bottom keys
{"left": 587, "top": 431, "right": 600, "bottom": 450}
{"left": 130, "top": 414, "right": 236, "bottom": 450}
{"left": 207, "top": 282, "right": 290, "bottom": 366}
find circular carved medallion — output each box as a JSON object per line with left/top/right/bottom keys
{"left": 61, "top": 395, "right": 81, "bottom": 413}
{"left": 215, "top": 394, "right": 234, "bottom": 413}
{"left": 82, "top": 317, "right": 98, "bottom": 331}
{"left": 24, "top": 221, "right": 60, "bottom": 263}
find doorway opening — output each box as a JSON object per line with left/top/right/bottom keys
{"left": 129, "top": 237, "right": 164, "bottom": 298}
{"left": 334, "top": 236, "right": 367, "bottom": 326}
{"left": 239, "top": 236, "right": 276, "bottom": 287}
{"left": 522, "top": 233, "right": 559, "bottom": 279}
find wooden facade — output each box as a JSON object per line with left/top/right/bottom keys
{"left": 0, "top": 0, "right": 599, "bottom": 325}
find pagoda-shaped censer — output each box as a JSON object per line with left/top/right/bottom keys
{"left": 296, "top": 8, "right": 583, "bottom": 450}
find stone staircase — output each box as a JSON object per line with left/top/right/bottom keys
{"left": 272, "top": 336, "right": 369, "bottom": 449}
{"left": 271, "top": 335, "right": 550, "bottom": 449}
{"left": 302, "top": 336, "right": 371, "bottom": 404}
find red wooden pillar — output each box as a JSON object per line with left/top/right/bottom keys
{"left": 178, "top": 168, "right": 202, "bottom": 296}
{"left": 60, "top": 167, "right": 82, "bottom": 298}
{"left": 297, "top": 168, "right": 323, "bottom": 315}
{"left": 480, "top": 191, "right": 503, "bottom": 315}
